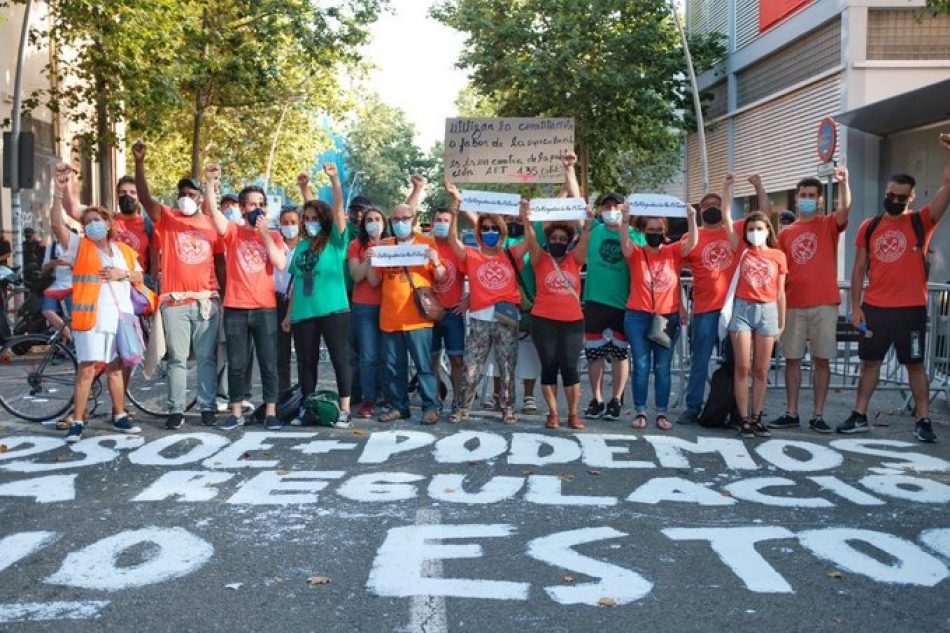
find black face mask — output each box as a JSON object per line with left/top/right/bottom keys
{"left": 701, "top": 207, "right": 722, "bottom": 225}
{"left": 507, "top": 222, "right": 525, "bottom": 239}
{"left": 883, "top": 198, "right": 906, "bottom": 216}
{"left": 645, "top": 233, "right": 664, "bottom": 248}
{"left": 118, "top": 195, "right": 138, "bottom": 214}
{"left": 548, "top": 242, "right": 568, "bottom": 258}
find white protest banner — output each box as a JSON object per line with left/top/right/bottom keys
{"left": 528, "top": 197, "right": 588, "bottom": 222}
{"left": 461, "top": 190, "right": 522, "bottom": 216}
{"left": 445, "top": 117, "right": 574, "bottom": 184}
{"left": 371, "top": 244, "right": 430, "bottom": 268}
{"left": 627, "top": 193, "right": 689, "bottom": 218}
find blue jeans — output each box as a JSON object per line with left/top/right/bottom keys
{"left": 685, "top": 310, "right": 721, "bottom": 414}
{"left": 624, "top": 310, "right": 681, "bottom": 414}
{"left": 352, "top": 303, "right": 382, "bottom": 402}
{"left": 383, "top": 328, "right": 438, "bottom": 415}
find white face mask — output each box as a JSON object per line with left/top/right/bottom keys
{"left": 602, "top": 210, "right": 622, "bottom": 226}
{"left": 746, "top": 228, "right": 768, "bottom": 247}
{"left": 178, "top": 196, "right": 199, "bottom": 216}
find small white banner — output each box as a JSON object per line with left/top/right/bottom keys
{"left": 371, "top": 244, "right": 430, "bottom": 268}
{"left": 528, "top": 197, "right": 588, "bottom": 222}
{"left": 460, "top": 190, "right": 522, "bottom": 216}
{"left": 627, "top": 193, "right": 689, "bottom": 218}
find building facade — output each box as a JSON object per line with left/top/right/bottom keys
{"left": 685, "top": 0, "right": 950, "bottom": 282}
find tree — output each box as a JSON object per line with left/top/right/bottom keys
{"left": 926, "top": 0, "right": 950, "bottom": 13}
{"left": 431, "top": 0, "right": 725, "bottom": 196}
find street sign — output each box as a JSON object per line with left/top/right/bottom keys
{"left": 816, "top": 161, "right": 836, "bottom": 177}
{"left": 816, "top": 117, "right": 837, "bottom": 163}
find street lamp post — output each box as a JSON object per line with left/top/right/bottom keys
{"left": 9, "top": 0, "right": 33, "bottom": 270}
{"left": 263, "top": 95, "right": 305, "bottom": 195}
{"left": 670, "top": 0, "right": 709, "bottom": 195}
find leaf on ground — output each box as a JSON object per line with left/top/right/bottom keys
{"left": 307, "top": 576, "right": 332, "bottom": 586}
{"left": 587, "top": 470, "right": 601, "bottom": 476}
{"left": 351, "top": 429, "right": 367, "bottom": 436}
{"left": 720, "top": 490, "right": 733, "bottom": 497}
{"left": 225, "top": 582, "right": 243, "bottom": 590}
{"left": 597, "top": 597, "right": 617, "bottom": 607}
{"left": 276, "top": 469, "right": 290, "bottom": 476}
{"left": 468, "top": 460, "right": 485, "bottom": 466}
{"left": 558, "top": 475, "right": 574, "bottom": 482}
{"left": 443, "top": 487, "right": 456, "bottom": 493}
{"left": 273, "top": 576, "right": 284, "bottom": 583}
{"left": 563, "top": 575, "right": 575, "bottom": 583}
{"left": 521, "top": 469, "right": 533, "bottom": 475}
{"left": 827, "top": 571, "right": 844, "bottom": 579}
{"left": 0, "top": 444, "right": 7, "bottom": 453}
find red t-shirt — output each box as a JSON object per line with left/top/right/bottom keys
{"left": 433, "top": 239, "right": 464, "bottom": 308}
{"left": 531, "top": 253, "right": 583, "bottom": 322}
{"left": 735, "top": 248, "right": 788, "bottom": 304}
{"left": 625, "top": 244, "right": 684, "bottom": 315}
{"left": 464, "top": 248, "right": 521, "bottom": 312}
{"left": 778, "top": 214, "right": 845, "bottom": 309}
{"left": 684, "top": 226, "right": 738, "bottom": 314}
{"left": 347, "top": 239, "right": 382, "bottom": 306}
{"left": 154, "top": 206, "right": 220, "bottom": 296}
{"left": 112, "top": 214, "right": 150, "bottom": 270}
{"left": 220, "top": 223, "right": 284, "bottom": 309}
{"left": 857, "top": 207, "right": 935, "bottom": 308}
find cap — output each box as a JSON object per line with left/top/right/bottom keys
{"left": 349, "top": 195, "right": 373, "bottom": 209}
{"left": 221, "top": 193, "right": 239, "bottom": 205}
{"left": 597, "top": 192, "right": 625, "bottom": 206}
{"left": 176, "top": 178, "right": 204, "bottom": 194}
{"left": 779, "top": 210, "right": 796, "bottom": 225}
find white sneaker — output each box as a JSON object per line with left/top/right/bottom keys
{"left": 215, "top": 398, "right": 229, "bottom": 413}
{"left": 241, "top": 400, "right": 255, "bottom": 412}
{"left": 334, "top": 411, "right": 351, "bottom": 429}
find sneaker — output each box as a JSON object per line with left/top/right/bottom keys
{"left": 201, "top": 410, "right": 217, "bottom": 426}
{"left": 264, "top": 415, "right": 283, "bottom": 431}
{"left": 65, "top": 421, "right": 84, "bottom": 444}
{"left": 215, "top": 398, "right": 229, "bottom": 413}
{"left": 165, "top": 412, "right": 185, "bottom": 430}
{"left": 358, "top": 400, "right": 375, "bottom": 419}
{"left": 521, "top": 396, "right": 538, "bottom": 414}
{"left": 836, "top": 411, "right": 870, "bottom": 434}
{"left": 421, "top": 409, "right": 440, "bottom": 425}
{"left": 584, "top": 399, "right": 605, "bottom": 419}
{"left": 676, "top": 410, "right": 698, "bottom": 425}
{"left": 334, "top": 411, "right": 352, "bottom": 429}
{"left": 290, "top": 408, "right": 308, "bottom": 426}
{"left": 603, "top": 398, "right": 622, "bottom": 421}
{"left": 241, "top": 400, "right": 255, "bottom": 412}
{"left": 378, "top": 409, "right": 410, "bottom": 423}
{"left": 112, "top": 414, "right": 141, "bottom": 434}
{"left": 809, "top": 416, "right": 832, "bottom": 434}
{"left": 915, "top": 418, "right": 937, "bottom": 443}
{"left": 768, "top": 412, "right": 800, "bottom": 429}
{"left": 216, "top": 415, "right": 244, "bottom": 431}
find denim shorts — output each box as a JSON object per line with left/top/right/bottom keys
{"left": 41, "top": 293, "right": 72, "bottom": 315}
{"left": 432, "top": 310, "right": 465, "bottom": 356}
{"left": 729, "top": 298, "right": 780, "bottom": 336}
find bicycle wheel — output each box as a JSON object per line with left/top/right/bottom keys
{"left": 0, "top": 334, "right": 77, "bottom": 422}
{"left": 126, "top": 359, "right": 199, "bottom": 417}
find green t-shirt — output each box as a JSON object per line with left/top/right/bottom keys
{"left": 289, "top": 226, "right": 349, "bottom": 322}
{"left": 582, "top": 222, "right": 646, "bottom": 309}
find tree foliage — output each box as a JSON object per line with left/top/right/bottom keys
{"left": 431, "top": 0, "right": 725, "bottom": 195}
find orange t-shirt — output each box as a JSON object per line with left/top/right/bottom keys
{"left": 433, "top": 239, "right": 464, "bottom": 308}
{"left": 857, "top": 207, "right": 935, "bottom": 308}
{"left": 220, "top": 223, "right": 284, "bottom": 309}
{"left": 112, "top": 214, "right": 150, "bottom": 271}
{"left": 154, "top": 206, "right": 219, "bottom": 296}
{"left": 684, "top": 226, "right": 738, "bottom": 314}
{"left": 464, "top": 248, "right": 522, "bottom": 312}
{"left": 347, "top": 239, "right": 382, "bottom": 306}
{"left": 377, "top": 235, "right": 436, "bottom": 333}
{"left": 778, "top": 213, "right": 845, "bottom": 309}
{"left": 625, "top": 244, "right": 684, "bottom": 315}
{"left": 531, "top": 253, "right": 583, "bottom": 321}
{"left": 735, "top": 248, "right": 788, "bottom": 304}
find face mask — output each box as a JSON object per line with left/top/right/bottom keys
{"left": 507, "top": 222, "right": 525, "bottom": 239}
{"left": 701, "top": 207, "right": 722, "bottom": 225}
{"left": 548, "top": 242, "right": 568, "bottom": 258}
{"left": 365, "top": 221, "right": 383, "bottom": 239}
{"left": 883, "top": 197, "right": 906, "bottom": 216}
{"left": 432, "top": 222, "right": 450, "bottom": 239}
{"left": 481, "top": 230, "right": 500, "bottom": 248}
{"left": 747, "top": 228, "right": 768, "bottom": 247}
{"left": 224, "top": 207, "right": 244, "bottom": 224}
{"left": 118, "top": 195, "right": 138, "bottom": 215}
{"left": 393, "top": 220, "right": 413, "bottom": 240}
{"left": 85, "top": 220, "right": 108, "bottom": 241}
{"left": 797, "top": 198, "right": 818, "bottom": 215}
{"left": 601, "top": 210, "right": 622, "bottom": 226}
{"left": 246, "top": 209, "right": 266, "bottom": 229}
{"left": 178, "top": 196, "right": 198, "bottom": 216}
{"left": 280, "top": 225, "right": 299, "bottom": 240}
{"left": 645, "top": 233, "right": 664, "bottom": 248}
{"left": 305, "top": 222, "right": 322, "bottom": 237}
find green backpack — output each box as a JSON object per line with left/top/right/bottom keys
{"left": 302, "top": 390, "right": 341, "bottom": 427}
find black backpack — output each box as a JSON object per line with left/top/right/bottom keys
{"left": 698, "top": 362, "right": 741, "bottom": 428}
{"left": 864, "top": 211, "right": 929, "bottom": 279}
{"left": 253, "top": 384, "right": 303, "bottom": 423}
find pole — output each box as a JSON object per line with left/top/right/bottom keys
{"left": 670, "top": 0, "right": 709, "bottom": 195}
{"left": 9, "top": 0, "right": 33, "bottom": 270}
{"left": 345, "top": 171, "right": 363, "bottom": 209}
{"left": 263, "top": 103, "right": 291, "bottom": 195}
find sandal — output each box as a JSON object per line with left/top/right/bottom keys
{"left": 751, "top": 413, "right": 771, "bottom": 438}
{"left": 545, "top": 413, "right": 560, "bottom": 430}
{"left": 738, "top": 417, "right": 755, "bottom": 439}
{"left": 655, "top": 414, "right": 672, "bottom": 431}
{"left": 503, "top": 409, "right": 518, "bottom": 425}
{"left": 632, "top": 414, "right": 647, "bottom": 430}
{"left": 449, "top": 408, "right": 469, "bottom": 424}
{"left": 567, "top": 414, "right": 585, "bottom": 430}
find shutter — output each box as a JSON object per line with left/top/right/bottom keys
{"left": 735, "top": 0, "right": 760, "bottom": 49}
{"left": 688, "top": 0, "right": 728, "bottom": 37}
{"left": 686, "top": 124, "right": 728, "bottom": 202}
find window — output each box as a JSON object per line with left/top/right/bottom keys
{"left": 868, "top": 9, "right": 950, "bottom": 60}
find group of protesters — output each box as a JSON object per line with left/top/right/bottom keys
{"left": 40, "top": 132, "right": 950, "bottom": 444}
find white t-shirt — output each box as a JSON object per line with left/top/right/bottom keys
{"left": 65, "top": 233, "right": 141, "bottom": 333}
{"left": 42, "top": 240, "right": 73, "bottom": 291}
{"left": 273, "top": 243, "right": 294, "bottom": 296}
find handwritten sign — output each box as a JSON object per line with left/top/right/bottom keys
{"left": 460, "top": 190, "right": 522, "bottom": 216}
{"left": 371, "top": 244, "right": 430, "bottom": 268}
{"left": 627, "top": 193, "right": 689, "bottom": 218}
{"left": 528, "top": 197, "right": 588, "bottom": 222}
{"left": 445, "top": 117, "right": 575, "bottom": 184}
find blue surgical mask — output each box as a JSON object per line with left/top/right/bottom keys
{"left": 85, "top": 220, "right": 108, "bottom": 241}
{"left": 280, "top": 225, "right": 299, "bottom": 240}
{"left": 481, "top": 230, "right": 500, "bottom": 248}
{"left": 305, "top": 222, "right": 322, "bottom": 237}
{"left": 224, "top": 207, "right": 244, "bottom": 224}
{"left": 432, "top": 222, "right": 450, "bottom": 238}
{"left": 798, "top": 198, "right": 818, "bottom": 215}
{"left": 393, "top": 220, "right": 413, "bottom": 240}
{"left": 365, "top": 221, "right": 383, "bottom": 239}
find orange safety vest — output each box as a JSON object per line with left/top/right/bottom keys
{"left": 71, "top": 238, "right": 152, "bottom": 332}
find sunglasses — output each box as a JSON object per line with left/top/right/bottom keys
{"left": 480, "top": 225, "right": 500, "bottom": 232}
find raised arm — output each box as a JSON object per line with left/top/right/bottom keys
{"left": 682, "top": 202, "right": 699, "bottom": 253}
{"left": 444, "top": 178, "right": 468, "bottom": 262}
{"left": 257, "top": 217, "right": 287, "bottom": 270}
{"left": 850, "top": 245, "right": 869, "bottom": 330}
{"left": 749, "top": 173, "right": 771, "bottom": 217}
{"left": 619, "top": 203, "right": 636, "bottom": 258}
{"left": 297, "top": 172, "right": 314, "bottom": 203}
{"left": 405, "top": 173, "right": 426, "bottom": 215}
{"left": 60, "top": 163, "right": 83, "bottom": 221}
{"left": 50, "top": 166, "right": 72, "bottom": 247}
{"left": 132, "top": 140, "right": 162, "bottom": 223}
{"left": 722, "top": 173, "right": 739, "bottom": 250}
{"left": 205, "top": 164, "right": 229, "bottom": 236}
{"left": 560, "top": 151, "right": 580, "bottom": 198}
{"left": 928, "top": 133, "right": 950, "bottom": 224}
{"left": 834, "top": 164, "right": 852, "bottom": 228}
{"left": 571, "top": 204, "right": 596, "bottom": 265}
{"left": 520, "top": 200, "right": 543, "bottom": 264}
{"left": 325, "top": 162, "right": 347, "bottom": 235}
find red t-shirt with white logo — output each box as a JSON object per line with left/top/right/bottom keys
{"left": 735, "top": 248, "right": 788, "bottom": 304}
{"left": 857, "top": 206, "right": 935, "bottom": 308}
{"left": 531, "top": 253, "right": 583, "bottom": 321}
{"left": 684, "top": 226, "right": 737, "bottom": 314}
{"left": 347, "top": 239, "right": 382, "bottom": 306}
{"left": 778, "top": 214, "right": 845, "bottom": 308}
{"left": 625, "top": 244, "right": 684, "bottom": 315}
{"left": 433, "top": 239, "right": 464, "bottom": 308}
{"left": 464, "top": 248, "right": 521, "bottom": 312}
{"left": 112, "top": 214, "right": 150, "bottom": 271}
{"left": 220, "top": 223, "right": 284, "bottom": 309}
{"left": 154, "top": 206, "right": 220, "bottom": 296}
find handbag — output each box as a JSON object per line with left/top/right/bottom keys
{"left": 642, "top": 249, "right": 676, "bottom": 349}
{"left": 493, "top": 301, "right": 521, "bottom": 328}
{"left": 718, "top": 250, "right": 749, "bottom": 341}
{"left": 402, "top": 266, "right": 447, "bottom": 322}
{"left": 105, "top": 272, "right": 145, "bottom": 368}
{"left": 504, "top": 247, "right": 533, "bottom": 337}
